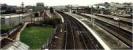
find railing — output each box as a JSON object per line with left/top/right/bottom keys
{"left": 42, "top": 25, "right": 58, "bottom": 49}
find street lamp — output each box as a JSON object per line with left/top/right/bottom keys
{"left": 20, "top": 2, "right": 24, "bottom": 24}
{"left": 29, "top": 9, "right": 33, "bottom": 23}
{"left": 91, "top": 6, "right": 93, "bottom": 14}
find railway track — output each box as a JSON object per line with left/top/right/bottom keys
{"left": 95, "top": 19, "right": 132, "bottom": 48}
{"left": 58, "top": 12, "right": 103, "bottom": 49}
{"left": 95, "top": 14, "right": 132, "bottom": 26}
{"left": 77, "top": 13, "right": 132, "bottom": 48}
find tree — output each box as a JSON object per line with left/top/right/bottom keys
{"left": 84, "top": 7, "right": 91, "bottom": 14}
{"left": 96, "top": 6, "right": 100, "bottom": 13}
{"left": 50, "top": 7, "right": 54, "bottom": 13}
{"left": 104, "top": 2, "right": 110, "bottom": 8}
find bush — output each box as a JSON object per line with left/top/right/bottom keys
{"left": 43, "top": 18, "right": 61, "bottom": 27}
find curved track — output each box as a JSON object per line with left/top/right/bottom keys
{"left": 58, "top": 12, "right": 103, "bottom": 49}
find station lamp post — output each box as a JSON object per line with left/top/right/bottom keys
{"left": 21, "top": 2, "right": 24, "bottom": 23}
{"left": 21, "top": 2, "right": 24, "bottom": 13}
{"left": 90, "top": 6, "right": 95, "bottom": 26}
{"left": 113, "top": 17, "right": 121, "bottom": 46}
{"left": 92, "top": 17, "right": 95, "bottom": 27}
{"left": 9, "top": 15, "right": 12, "bottom": 27}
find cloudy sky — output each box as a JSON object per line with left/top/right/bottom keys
{"left": 0, "top": 0, "right": 133, "bottom": 6}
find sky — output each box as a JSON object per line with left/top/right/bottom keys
{"left": 0, "top": 0, "right": 133, "bottom": 6}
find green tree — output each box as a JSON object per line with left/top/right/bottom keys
{"left": 104, "top": 2, "right": 110, "bottom": 8}
{"left": 50, "top": 7, "right": 54, "bottom": 13}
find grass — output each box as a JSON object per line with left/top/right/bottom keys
{"left": 20, "top": 25, "right": 54, "bottom": 49}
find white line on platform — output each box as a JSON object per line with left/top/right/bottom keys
{"left": 55, "top": 11, "right": 64, "bottom": 23}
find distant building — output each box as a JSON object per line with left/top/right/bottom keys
{"left": 0, "top": 4, "right": 17, "bottom": 14}
{"left": 64, "top": 5, "right": 91, "bottom": 13}
{"left": 0, "top": 13, "right": 30, "bottom": 27}
{"left": 0, "top": 4, "right": 28, "bottom": 14}
{"left": 71, "top": 6, "right": 90, "bottom": 13}
{"left": 94, "top": 2, "right": 133, "bottom": 17}
{"left": 36, "top": 2, "right": 44, "bottom": 7}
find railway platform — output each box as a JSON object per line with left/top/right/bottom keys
{"left": 81, "top": 13, "right": 132, "bottom": 33}
{"left": 64, "top": 12, "right": 130, "bottom": 49}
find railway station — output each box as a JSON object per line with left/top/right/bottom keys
{"left": 0, "top": 0, "right": 133, "bottom": 50}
